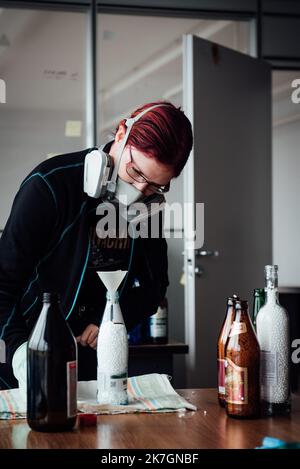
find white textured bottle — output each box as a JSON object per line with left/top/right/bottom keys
{"left": 256, "top": 265, "right": 291, "bottom": 415}
{"left": 96, "top": 271, "right": 128, "bottom": 406}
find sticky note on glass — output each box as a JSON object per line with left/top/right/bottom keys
{"left": 65, "top": 120, "right": 82, "bottom": 137}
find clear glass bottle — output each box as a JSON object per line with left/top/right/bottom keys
{"left": 97, "top": 271, "right": 128, "bottom": 405}
{"left": 256, "top": 265, "right": 291, "bottom": 416}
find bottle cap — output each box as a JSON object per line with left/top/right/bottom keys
{"left": 106, "top": 291, "right": 119, "bottom": 301}
{"left": 42, "top": 292, "right": 60, "bottom": 303}
{"left": 235, "top": 299, "right": 248, "bottom": 310}
{"left": 78, "top": 413, "right": 97, "bottom": 427}
{"left": 227, "top": 294, "right": 239, "bottom": 305}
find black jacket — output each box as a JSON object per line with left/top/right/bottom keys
{"left": 0, "top": 148, "right": 168, "bottom": 368}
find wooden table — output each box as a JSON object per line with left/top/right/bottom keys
{"left": 1, "top": 389, "right": 300, "bottom": 449}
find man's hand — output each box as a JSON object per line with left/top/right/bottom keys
{"left": 76, "top": 324, "right": 99, "bottom": 350}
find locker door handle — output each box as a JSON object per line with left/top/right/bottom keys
{"left": 196, "top": 249, "right": 219, "bottom": 258}
{"left": 195, "top": 266, "right": 204, "bottom": 277}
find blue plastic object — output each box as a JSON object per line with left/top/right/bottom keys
{"left": 256, "top": 436, "right": 300, "bottom": 449}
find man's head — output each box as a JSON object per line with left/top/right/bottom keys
{"left": 109, "top": 101, "right": 193, "bottom": 195}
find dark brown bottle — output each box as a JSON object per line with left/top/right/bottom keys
{"left": 225, "top": 299, "right": 260, "bottom": 418}
{"left": 27, "top": 292, "right": 77, "bottom": 432}
{"left": 217, "top": 295, "right": 239, "bottom": 407}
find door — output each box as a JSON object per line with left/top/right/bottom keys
{"left": 183, "top": 35, "right": 272, "bottom": 388}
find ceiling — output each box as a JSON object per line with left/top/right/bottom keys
{"left": 0, "top": 7, "right": 297, "bottom": 128}
{"left": 0, "top": 9, "right": 247, "bottom": 113}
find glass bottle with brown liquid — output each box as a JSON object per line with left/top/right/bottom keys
{"left": 27, "top": 292, "right": 77, "bottom": 432}
{"left": 217, "top": 295, "right": 239, "bottom": 407}
{"left": 225, "top": 299, "right": 260, "bottom": 418}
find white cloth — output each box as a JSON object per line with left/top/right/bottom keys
{"left": 77, "top": 374, "right": 197, "bottom": 414}
{"left": 12, "top": 341, "right": 27, "bottom": 397}
{"left": 0, "top": 373, "right": 197, "bottom": 419}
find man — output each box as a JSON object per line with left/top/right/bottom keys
{"left": 0, "top": 100, "right": 193, "bottom": 390}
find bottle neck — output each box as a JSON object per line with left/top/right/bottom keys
{"left": 234, "top": 308, "right": 251, "bottom": 323}
{"left": 265, "top": 286, "right": 279, "bottom": 304}
{"left": 43, "top": 300, "right": 65, "bottom": 323}
{"left": 102, "top": 293, "right": 125, "bottom": 325}
{"left": 225, "top": 304, "right": 235, "bottom": 323}
{"left": 106, "top": 291, "right": 119, "bottom": 303}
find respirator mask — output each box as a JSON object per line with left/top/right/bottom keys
{"left": 83, "top": 104, "right": 170, "bottom": 225}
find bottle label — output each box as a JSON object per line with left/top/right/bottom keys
{"left": 66, "top": 361, "right": 77, "bottom": 418}
{"left": 110, "top": 373, "right": 128, "bottom": 394}
{"left": 261, "top": 350, "right": 278, "bottom": 387}
{"left": 97, "top": 371, "right": 128, "bottom": 405}
{"left": 218, "top": 358, "right": 226, "bottom": 395}
{"left": 150, "top": 307, "right": 167, "bottom": 338}
{"left": 229, "top": 321, "right": 247, "bottom": 337}
{"left": 225, "top": 357, "right": 248, "bottom": 405}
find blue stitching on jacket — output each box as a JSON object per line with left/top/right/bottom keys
{"left": 0, "top": 306, "right": 16, "bottom": 340}
{"left": 21, "top": 201, "right": 87, "bottom": 302}
{"left": 22, "top": 272, "right": 39, "bottom": 299}
{"left": 1, "top": 200, "right": 87, "bottom": 336}
{"left": 1, "top": 161, "right": 86, "bottom": 338}
{"left": 65, "top": 236, "right": 91, "bottom": 320}
{"left": 20, "top": 163, "right": 84, "bottom": 210}
{"left": 22, "top": 296, "right": 38, "bottom": 316}
{"left": 44, "top": 162, "right": 84, "bottom": 177}
{"left": 20, "top": 173, "right": 57, "bottom": 210}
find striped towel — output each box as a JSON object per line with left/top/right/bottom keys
{"left": 0, "top": 388, "right": 26, "bottom": 419}
{"left": 77, "top": 374, "right": 197, "bottom": 414}
{"left": 0, "top": 374, "right": 196, "bottom": 419}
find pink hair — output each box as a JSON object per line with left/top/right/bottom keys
{"left": 116, "top": 100, "right": 193, "bottom": 177}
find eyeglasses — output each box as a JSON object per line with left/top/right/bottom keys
{"left": 126, "top": 147, "right": 170, "bottom": 194}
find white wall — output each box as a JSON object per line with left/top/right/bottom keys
{"left": 0, "top": 109, "right": 86, "bottom": 229}
{"left": 273, "top": 118, "right": 300, "bottom": 286}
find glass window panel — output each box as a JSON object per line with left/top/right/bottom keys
{"left": 0, "top": 8, "right": 87, "bottom": 229}
{"left": 98, "top": 15, "right": 250, "bottom": 143}
{"left": 272, "top": 70, "right": 300, "bottom": 286}
{"left": 98, "top": 13, "right": 251, "bottom": 386}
